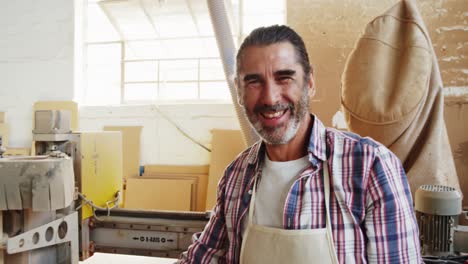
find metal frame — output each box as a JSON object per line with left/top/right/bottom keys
{"left": 122, "top": 57, "right": 225, "bottom": 102}
{"left": 88, "top": 209, "right": 209, "bottom": 258}
{"left": 6, "top": 212, "right": 79, "bottom": 264}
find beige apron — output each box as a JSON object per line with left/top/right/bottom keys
{"left": 240, "top": 160, "right": 338, "bottom": 264}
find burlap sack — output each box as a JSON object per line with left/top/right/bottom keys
{"left": 341, "top": 0, "right": 460, "bottom": 196}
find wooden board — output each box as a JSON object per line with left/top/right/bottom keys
{"left": 143, "top": 165, "right": 209, "bottom": 211}
{"left": 104, "top": 126, "right": 142, "bottom": 179}
{"left": 124, "top": 178, "right": 193, "bottom": 211}
{"left": 143, "top": 173, "right": 207, "bottom": 211}
{"left": 206, "top": 129, "right": 247, "bottom": 210}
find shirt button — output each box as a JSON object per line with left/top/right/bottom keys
{"left": 248, "top": 190, "right": 252, "bottom": 195}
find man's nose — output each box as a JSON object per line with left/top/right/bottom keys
{"left": 261, "top": 80, "right": 281, "bottom": 105}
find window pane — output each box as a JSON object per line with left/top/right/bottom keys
{"left": 86, "top": 44, "right": 121, "bottom": 105}
{"left": 87, "top": 43, "right": 121, "bottom": 64}
{"left": 200, "top": 81, "right": 231, "bottom": 100}
{"left": 125, "top": 61, "right": 158, "bottom": 82}
{"left": 87, "top": 3, "right": 120, "bottom": 42}
{"left": 100, "top": 0, "right": 158, "bottom": 39}
{"left": 200, "top": 38, "right": 221, "bottom": 57}
{"left": 200, "top": 59, "right": 225, "bottom": 81}
{"left": 124, "top": 83, "right": 157, "bottom": 102}
{"left": 161, "top": 39, "right": 204, "bottom": 59}
{"left": 156, "top": 15, "right": 198, "bottom": 38}
{"left": 159, "top": 82, "right": 198, "bottom": 100}
{"left": 159, "top": 60, "right": 198, "bottom": 82}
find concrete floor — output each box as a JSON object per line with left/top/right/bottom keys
{"left": 80, "top": 253, "right": 177, "bottom": 264}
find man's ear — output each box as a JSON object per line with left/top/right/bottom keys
{"left": 235, "top": 77, "right": 244, "bottom": 106}
{"left": 307, "top": 72, "right": 316, "bottom": 98}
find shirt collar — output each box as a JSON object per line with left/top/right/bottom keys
{"left": 246, "top": 114, "right": 327, "bottom": 165}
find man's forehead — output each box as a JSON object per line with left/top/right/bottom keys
{"left": 238, "top": 42, "right": 301, "bottom": 74}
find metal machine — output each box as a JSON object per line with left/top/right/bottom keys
{"left": 415, "top": 185, "right": 468, "bottom": 263}
{"left": 0, "top": 110, "right": 208, "bottom": 263}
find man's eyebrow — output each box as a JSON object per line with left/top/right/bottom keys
{"left": 243, "top": 73, "right": 261, "bottom": 82}
{"left": 275, "top": 69, "right": 296, "bottom": 76}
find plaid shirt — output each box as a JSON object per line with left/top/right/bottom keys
{"left": 179, "top": 116, "right": 421, "bottom": 263}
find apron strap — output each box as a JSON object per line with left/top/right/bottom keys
{"left": 248, "top": 171, "right": 259, "bottom": 224}
{"left": 323, "top": 160, "right": 339, "bottom": 263}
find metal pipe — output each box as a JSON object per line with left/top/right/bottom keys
{"left": 207, "top": 0, "right": 258, "bottom": 146}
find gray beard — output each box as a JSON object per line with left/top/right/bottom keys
{"left": 244, "top": 88, "right": 310, "bottom": 145}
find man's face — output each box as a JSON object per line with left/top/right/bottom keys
{"left": 237, "top": 42, "right": 313, "bottom": 145}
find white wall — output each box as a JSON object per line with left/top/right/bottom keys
{"left": 0, "top": 0, "right": 75, "bottom": 147}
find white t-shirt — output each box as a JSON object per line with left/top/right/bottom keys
{"left": 241, "top": 154, "right": 310, "bottom": 235}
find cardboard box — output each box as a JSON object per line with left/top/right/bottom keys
{"left": 206, "top": 130, "right": 247, "bottom": 210}
{"left": 104, "top": 126, "right": 142, "bottom": 179}
{"left": 125, "top": 178, "right": 193, "bottom": 211}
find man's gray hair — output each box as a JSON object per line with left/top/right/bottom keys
{"left": 236, "top": 25, "right": 312, "bottom": 82}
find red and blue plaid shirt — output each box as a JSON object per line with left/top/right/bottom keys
{"left": 179, "top": 115, "right": 422, "bottom": 263}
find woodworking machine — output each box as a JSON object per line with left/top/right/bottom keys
{"left": 0, "top": 110, "right": 208, "bottom": 263}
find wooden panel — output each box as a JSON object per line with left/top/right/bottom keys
{"left": 143, "top": 173, "right": 207, "bottom": 212}
{"left": 206, "top": 130, "right": 246, "bottom": 210}
{"left": 125, "top": 178, "right": 193, "bottom": 211}
{"left": 104, "top": 126, "right": 142, "bottom": 179}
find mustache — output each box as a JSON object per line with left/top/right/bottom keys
{"left": 254, "top": 103, "right": 293, "bottom": 113}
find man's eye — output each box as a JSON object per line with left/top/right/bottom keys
{"left": 278, "top": 76, "right": 292, "bottom": 82}
{"left": 246, "top": 80, "right": 260, "bottom": 86}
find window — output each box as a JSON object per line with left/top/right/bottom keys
{"left": 84, "top": 0, "right": 285, "bottom": 105}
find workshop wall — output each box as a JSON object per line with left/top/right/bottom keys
{"left": 0, "top": 0, "right": 76, "bottom": 147}
{"left": 288, "top": 0, "right": 468, "bottom": 204}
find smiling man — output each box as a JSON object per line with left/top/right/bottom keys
{"left": 178, "top": 25, "right": 422, "bottom": 264}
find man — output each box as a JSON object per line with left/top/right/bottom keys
{"left": 178, "top": 25, "right": 421, "bottom": 263}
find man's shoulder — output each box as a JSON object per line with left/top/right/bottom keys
{"left": 224, "top": 141, "right": 261, "bottom": 172}
{"left": 325, "top": 127, "right": 388, "bottom": 153}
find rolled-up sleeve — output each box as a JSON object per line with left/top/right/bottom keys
{"left": 178, "top": 173, "right": 229, "bottom": 264}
